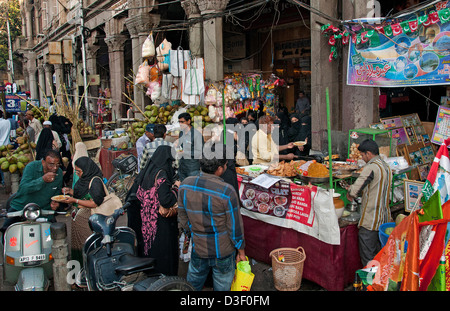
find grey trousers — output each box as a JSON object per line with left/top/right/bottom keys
{"left": 358, "top": 226, "right": 381, "bottom": 267}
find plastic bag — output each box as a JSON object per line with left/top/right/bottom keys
{"left": 142, "top": 32, "right": 155, "bottom": 58}
{"left": 135, "top": 61, "right": 151, "bottom": 86}
{"left": 156, "top": 39, "right": 172, "bottom": 71}
{"left": 230, "top": 258, "right": 255, "bottom": 291}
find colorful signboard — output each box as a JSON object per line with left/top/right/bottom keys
{"left": 347, "top": 2, "right": 450, "bottom": 87}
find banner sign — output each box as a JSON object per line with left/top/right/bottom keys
{"left": 347, "top": 2, "right": 450, "bottom": 87}
{"left": 4, "top": 94, "right": 28, "bottom": 112}
{"left": 237, "top": 176, "right": 341, "bottom": 245}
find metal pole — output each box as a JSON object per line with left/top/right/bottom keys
{"left": 80, "top": 7, "right": 89, "bottom": 117}
{"left": 6, "top": 17, "right": 14, "bottom": 83}
{"left": 326, "top": 87, "right": 333, "bottom": 189}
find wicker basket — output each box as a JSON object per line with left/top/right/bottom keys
{"left": 269, "top": 247, "right": 306, "bottom": 291}
{"left": 101, "top": 138, "right": 112, "bottom": 149}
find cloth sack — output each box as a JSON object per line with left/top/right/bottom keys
{"left": 89, "top": 176, "right": 122, "bottom": 216}
{"left": 161, "top": 73, "right": 181, "bottom": 101}
{"left": 169, "top": 48, "right": 191, "bottom": 77}
{"left": 231, "top": 257, "right": 255, "bottom": 291}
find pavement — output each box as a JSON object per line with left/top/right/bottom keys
{"left": 0, "top": 185, "right": 347, "bottom": 292}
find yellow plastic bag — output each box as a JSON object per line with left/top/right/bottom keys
{"left": 231, "top": 258, "right": 255, "bottom": 291}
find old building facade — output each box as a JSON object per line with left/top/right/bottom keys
{"left": 14, "top": 0, "right": 409, "bottom": 151}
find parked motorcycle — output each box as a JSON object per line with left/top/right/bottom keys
{"left": 1, "top": 203, "right": 64, "bottom": 291}
{"left": 76, "top": 202, "right": 195, "bottom": 291}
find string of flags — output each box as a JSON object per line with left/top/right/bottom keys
{"left": 321, "top": 4, "right": 450, "bottom": 62}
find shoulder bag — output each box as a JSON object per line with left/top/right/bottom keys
{"left": 89, "top": 176, "right": 122, "bottom": 216}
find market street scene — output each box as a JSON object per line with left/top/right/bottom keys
{"left": 0, "top": 0, "right": 450, "bottom": 296}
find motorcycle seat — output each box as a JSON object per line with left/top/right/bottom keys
{"left": 115, "top": 254, "right": 156, "bottom": 276}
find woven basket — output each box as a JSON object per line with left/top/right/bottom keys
{"left": 269, "top": 247, "right": 306, "bottom": 291}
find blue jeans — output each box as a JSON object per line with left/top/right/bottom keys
{"left": 187, "top": 250, "right": 236, "bottom": 291}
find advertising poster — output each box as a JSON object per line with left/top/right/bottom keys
{"left": 347, "top": 2, "right": 450, "bottom": 87}
{"left": 432, "top": 105, "right": 450, "bottom": 144}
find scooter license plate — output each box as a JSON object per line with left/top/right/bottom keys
{"left": 19, "top": 254, "right": 46, "bottom": 263}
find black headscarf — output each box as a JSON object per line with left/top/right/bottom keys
{"left": 73, "top": 156, "right": 103, "bottom": 199}
{"left": 135, "top": 145, "right": 175, "bottom": 191}
{"left": 35, "top": 127, "right": 54, "bottom": 160}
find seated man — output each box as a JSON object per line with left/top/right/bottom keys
{"left": 1, "top": 149, "right": 63, "bottom": 233}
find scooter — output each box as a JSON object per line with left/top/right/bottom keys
{"left": 76, "top": 202, "right": 195, "bottom": 291}
{"left": 1, "top": 203, "right": 63, "bottom": 291}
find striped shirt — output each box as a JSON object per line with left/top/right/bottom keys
{"left": 139, "top": 138, "right": 173, "bottom": 171}
{"left": 348, "top": 155, "right": 393, "bottom": 231}
{"left": 178, "top": 172, "right": 245, "bottom": 259}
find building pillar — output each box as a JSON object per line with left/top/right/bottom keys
{"left": 104, "top": 34, "right": 127, "bottom": 120}
{"left": 125, "top": 13, "right": 160, "bottom": 115}
{"left": 86, "top": 32, "right": 101, "bottom": 109}
{"left": 53, "top": 64, "right": 64, "bottom": 105}
{"left": 341, "top": 0, "right": 378, "bottom": 132}
{"left": 310, "top": 0, "right": 340, "bottom": 151}
{"left": 195, "top": 0, "right": 229, "bottom": 81}
{"left": 26, "top": 52, "right": 38, "bottom": 100}
{"left": 181, "top": 0, "right": 203, "bottom": 57}
{"left": 44, "top": 63, "right": 54, "bottom": 98}
{"left": 38, "top": 63, "right": 47, "bottom": 107}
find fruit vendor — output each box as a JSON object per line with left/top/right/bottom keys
{"left": 346, "top": 139, "right": 392, "bottom": 267}
{"left": 1, "top": 150, "right": 63, "bottom": 234}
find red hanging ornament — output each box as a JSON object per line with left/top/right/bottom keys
{"left": 429, "top": 11, "right": 440, "bottom": 24}
{"left": 409, "top": 20, "right": 418, "bottom": 32}
{"left": 328, "top": 35, "right": 336, "bottom": 46}
{"left": 391, "top": 23, "right": 403, "bottom": 36}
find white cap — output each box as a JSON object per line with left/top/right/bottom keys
{"left": 43, "top": 121, "right": 52, "bottom": 126}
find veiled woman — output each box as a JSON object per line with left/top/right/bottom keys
{"left": 128, "top": 145, "right": 179, "bottom": 276}
{"left": 63, "top": 156, "right": 106, "bottom": 263}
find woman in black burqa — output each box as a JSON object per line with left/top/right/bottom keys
{"left": 35, "top": 127, "right": 56, "bottom": 160}
{"left": 126, "top": 145, "right": 179, "bottom": 276}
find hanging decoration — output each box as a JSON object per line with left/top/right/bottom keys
{"left": 321, "top": 3, "right": 450, "bottom": 63}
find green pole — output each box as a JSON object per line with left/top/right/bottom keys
{"left": 326, "top": 87, "right": 333, "bottom": 189}
{"left": 223, "top": 88, "right": 226, "bottom": 144}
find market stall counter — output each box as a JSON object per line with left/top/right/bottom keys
{"left": 99, "top": 147, "right": 137, "bottom": 179}
{"left": 237, "top": 172, "right": 362, "bottom": 291}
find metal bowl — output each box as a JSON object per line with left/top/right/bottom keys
{"left": 298, "top": 174, "right": 330, "bottom": 184}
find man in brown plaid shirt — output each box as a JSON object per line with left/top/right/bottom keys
{"left": 178, "top": 146, "right": 246, "bottom": 291}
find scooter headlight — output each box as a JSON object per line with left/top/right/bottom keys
{"left": 23, "top": 203, "right": 41, "bottom": 220}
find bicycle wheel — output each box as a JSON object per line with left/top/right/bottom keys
{"left": 106, "top": 171, "right": 136, "bottom": 203}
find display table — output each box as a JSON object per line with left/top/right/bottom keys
{"left": 242, "top": 216, "right": 362, "bottom": 291}
{"left": 99, "top": 147, "right": 137, "bottom": 179}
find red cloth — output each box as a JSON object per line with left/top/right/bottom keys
{"left": 242, "top": 215, "right": 362, "bottom": 291}
{"left": 99, "top": 147, "right": 137, "bottom": 179}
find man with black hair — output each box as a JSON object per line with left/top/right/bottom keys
{"left": 1, "top": 149, "right": 63, "bottom": 234}
{"left": 346, "top": 139, "right": 392, "bottom": 266}
{"left": 178, "top": 147, "right": 246, "bottom": 291}
{"left": 176, "top": 112, "right": 204, "bottom": 181}
{"left": 139, "top": 124, "right": 173, "bottom": 171}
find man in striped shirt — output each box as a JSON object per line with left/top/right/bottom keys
{"left": 178, "top": 148, "right": 246, "bottom": 291}
{"left": 139, "top": 124, "right": 173, "bottom": 171}
{"left": 347, "top": 139, "right": 392, "bottom": 266}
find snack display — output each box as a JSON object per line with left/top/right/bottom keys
{"left": 267, "top": 160, "right": 303, "bottom": 177}
{"left": 236, "top": 167, "right": 248, "bottom": 175}
{"left": 307, "top": 162, "right": 329, "bottom": 178}
{"left": 349, "top": 143, "right": 362, "bottom": 160}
